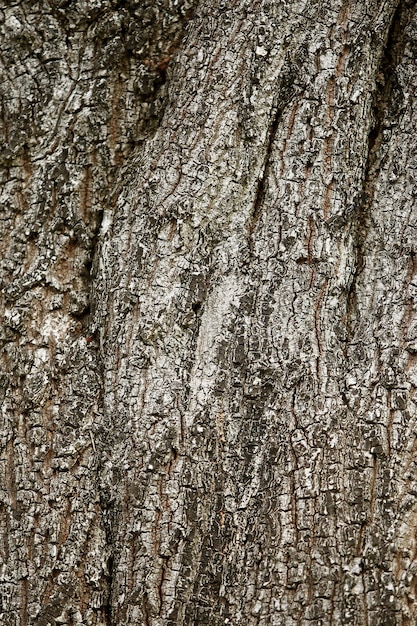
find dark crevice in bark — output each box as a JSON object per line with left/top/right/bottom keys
{"left": 103, "top": 552, "right": 114, "bottom": 626}
{"left": 248, "top": 52, "right": 306, "bottom": 250}
{"left": 248, "top": 102, "right": 283, "bottom": 251}
{"left": 346, "top": 0, "right": 408, "bottom": 337}
{"left": 88, "top": 11, "right": 203, "bottom": 619}
{"left": 97, "top": 455, "right": 114, "bottom": 625}
{"left": 84, "top": 209, "right": 104, "bottom": 328}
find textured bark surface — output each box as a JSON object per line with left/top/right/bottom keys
{"left": 0, "top": 1, "right": 197, "bottom": 623}
{"left": 2, "top": 0, "right": 417, "bottom": 624}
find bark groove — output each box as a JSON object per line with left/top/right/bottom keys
{"left": 2, "top": 1, "right": 417, "bottom": 625}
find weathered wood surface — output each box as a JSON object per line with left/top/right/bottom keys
{"left": 2, "top": 1, "right": 417, "bottom": 624}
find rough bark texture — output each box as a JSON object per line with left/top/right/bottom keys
{"left": 2, "top": 0, "right": 417, "bottom": 625}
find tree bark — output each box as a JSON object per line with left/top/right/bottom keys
{"left": 2, "top": 1, "right": 417, "bottom": 624}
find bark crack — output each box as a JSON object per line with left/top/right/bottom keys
{"left": 248, "top": 101, "right": 285, "bottom": 249}
{"left": 248, "top": 47, "right": 307, "bottom": 250}
{"left": 346, "top": 0, "right": 407, "bottom": 336}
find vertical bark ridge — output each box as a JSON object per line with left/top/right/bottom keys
{"left": 343, "top": 2, "right": 417, "bottom": 623}
{"left": 2, "top": 0, "right": 417, "bottom": 624}
{"left": 347, "top": 0, "right": 408, "bottom": 338}
{"left": 93, "top": 0, "right": 415, "bottom": 624}
{"left": 95, "top": 1, "right": 321, "bottom": 623}
{"left": 0, "top": 1, "right": 198, "bottom": 624}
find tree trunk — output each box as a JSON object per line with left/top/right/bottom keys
{"left": 2, "top": 0, "right": 417, "bottom": 624}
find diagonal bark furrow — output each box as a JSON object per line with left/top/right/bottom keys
{"left": 341, "top": 2, "right": 417, "bottom": 621}
{"left": 346, "top": 0, "right": 408, "bottom": 335}
{"left": 248, "top": 96, "right": 294, "bottom": 244}
{"left": 4, "top": 0, "right": 417, "bottom": 624}
{"left": 248, "top": 50, "right": 307, "bottom": 247}
{"left": 94, "top": 1, "right": 414, "bottom": 624}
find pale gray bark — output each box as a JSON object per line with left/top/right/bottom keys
{"left": 1, "top": 1, "right": 417, "bottom": 625}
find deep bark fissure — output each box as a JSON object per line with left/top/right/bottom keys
{"left": 346, "top": 0, "right": 407, "bottom": 335}
{"left": 3, "top": 1, "right": 417, "bottom": 624}
{"left": 248, "top": 49, "right": 306, "bottom": 249}
{"left": 103, "top": 551, "right": 114, "bottom": 626}
{"left": 248, "top": 102, "right": 287, "bottom": 248}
